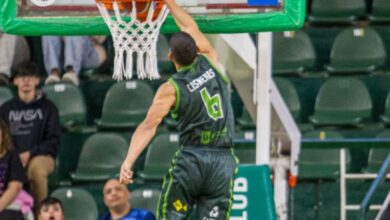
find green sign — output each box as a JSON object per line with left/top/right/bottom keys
{"left": 231, "top": 165, "right": 276, "bottom": 220}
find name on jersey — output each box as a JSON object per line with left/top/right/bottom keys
{"left": 187, "top": 68, "right": 216, "bottom": 93}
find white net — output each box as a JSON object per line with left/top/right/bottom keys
{"left": 96, "top": 1, "right": 169, "bottom": 80}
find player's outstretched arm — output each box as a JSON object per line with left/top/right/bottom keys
{"left": 165, "top": 0, "right": 218, "bottom": 65}
{"left": 120, "top": 82, "right": 176, "bottom": 184}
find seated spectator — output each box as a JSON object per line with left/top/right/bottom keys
{"left": 42, "top": 36, "right": 107, "bottom": 86}
{"left": 0, "top": 119, "right": 27, "bottom": 220}
{"left": 99, "top": 179, "right": 156, "bottom": 220}
{"left": 37, "top": 197, "right": 64, "bottom": 220}
{"left": 0, "top": 31, "right": 31, "bottom": 86}
{"left": 0, "top": 61, "right": 61, "bottom": 205}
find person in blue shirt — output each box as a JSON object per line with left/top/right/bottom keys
{"left": 98, "top": 179, "right": 155, "bottom": 220}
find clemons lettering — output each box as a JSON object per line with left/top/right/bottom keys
{"left": 187, "top": 68, "right": 216, "bottom": 92}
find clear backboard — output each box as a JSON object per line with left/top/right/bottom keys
{"left": 1, "top": 0, "right": 305, "bottom": 35}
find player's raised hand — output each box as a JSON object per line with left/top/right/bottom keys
{"left": 119, "top": 161, "right": 134, "bottom": 185}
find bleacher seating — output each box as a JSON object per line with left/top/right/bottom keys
{"left": 96, "top": 80, "right": 154, "bottom": 130}
{"left": 234, "top": 131, "right": 256, "bottom": 164}
{"left": 71, "top": 133, "right": 129, "bottom": 182}
{"left": 325, "top": 27, "right": 386, "bottom": 74}
{"left": 131, "top": 188, "right": 161, "bottom": 215}
{"left": 309, "top": 77, "right": 372, "bottom": 127}
{"left": 273, "top": 31, "right": 316, "bottom": 75}
{"left": 274, "top": 78, "right": 301, "bottom": 121}
{"left": 51, "top": 188, "right": 98, "bottom": 220}
{"left": 236, "top": 107, "right": 255, "bottom": 130}
{"left": 138, "top": 132, "right": 180, "bottom": 181}
{"left": 365, "top": 130, "right": 390, "bottom": 173}
{"left": 300, "top": 130, "right": 350, "bottom": 179}
{"left": 309, "top": 0, "right": 366, "bottom": 23}
{"left": 0, "top": 86, "right": 12, "bottom": 105}
{"left": 43, "top": 83, "right": 87, "bottom": 130}
{"left": 369, "top": 0, "right": 390, "bottom": 22}
{"left": 380, "top": 89, "right": 390, "bottom": 127}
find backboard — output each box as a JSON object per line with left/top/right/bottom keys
{"left": 1, "top": 0, "right": 305, "bottom": 35}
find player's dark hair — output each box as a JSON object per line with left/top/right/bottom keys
{"left": 169, "top": 32, "right": 197, "bottom": 66}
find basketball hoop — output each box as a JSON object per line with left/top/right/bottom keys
{"left": 96, "top": 0, "right": 169, "bottom": 80}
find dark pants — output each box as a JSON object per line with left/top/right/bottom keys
{"left": 157, "top": 147, "right": 238, "bottom": 220}
{"left": 0, "top": 210, "right": 24, "bottom": 220}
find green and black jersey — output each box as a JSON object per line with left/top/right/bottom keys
{"left": 169, "top": 55, "right": 235, "bottom": 148}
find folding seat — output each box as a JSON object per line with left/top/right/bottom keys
{"left": 0, "top": 86, "right": 12, "bottom": 105}
{"left": 138, "top": 132, "right": 180, "bottom": 181}
{"left": 380, "top": 90, "right": 390, "bottom": 127}
{"left": 274, "top": 78, "right": 301, "bottom": 121}
{"left": 300, "top": 130, "right": 350, "bottom": 179}
{"left": 365, "top": 130, "right": 390, "bottom": 173}
{"left": 236, "top": 107, "right": 255, "bottom": 130}
{"left": 51, "top": 188, "right": 98, "bottom": 220}
{"left": 309, "top": 0, "right": 366, "bottom": 23}
{"left": 273, "top": 31, "right": 316, "bottom": 75}
{"left": 131, "top": 188, "right": 161, "bottom": 215}
{"left": 96, "top": 80, "right": 154, "bottom": 130}
{"left": 309, "top": 77, "right": 372, "bottom": 127}
{"left": 325, "top": 27, "right": 386, "bottom": 74}
{"left": 71, "top": 133, "right": 128, "bottom": 181}
{"left": 234, "top": 131, "right": 256, "bottom": 164}
{"left": 43, "top": 83, "right": 86, "bottom": 130}
{"left": 369, "top": 0, "right": 390, "bottom": 22}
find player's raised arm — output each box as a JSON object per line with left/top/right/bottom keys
{"left": 120, "top": 82, "right": 176, "bottom": 184}
{"left": 165, "top": 0, "right": 218, "bottom": 65}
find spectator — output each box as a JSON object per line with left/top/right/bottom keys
{"left": 98, "top": 179, "right": 156, "bottom": 220}
{"left": 0, "top": 61, "right": 61, "bottom": 205}
{"left": 37, "top": 197, "right": 64, "bottom": 220}
{"left": 0, "top": 31, "right": 31, "bottom": 86}
{"left": 42, "top": 36, "right": 107, "bottom": 86}
{"left": 0, "top": 119, "right": 27, "bottom": 220}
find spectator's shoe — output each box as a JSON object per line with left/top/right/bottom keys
{"left": 45, "top": 74, "right": 61, "bottom": 85}
{"left": 0, "top": 73, "right": 9, "bottom": 86}
{"left": 62, "top": 71, "right": 79, "bottom": 86}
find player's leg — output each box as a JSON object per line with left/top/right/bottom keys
{"left": 195, "top": 150, "right": 238, "bottom": 220}
{"left": 156, "top": 149, "right": 201, "bottom": 220}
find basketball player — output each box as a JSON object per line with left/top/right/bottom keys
{"left": 120, "top": 0, "right": 237, "bottom": 219}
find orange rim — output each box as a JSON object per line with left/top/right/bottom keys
{"left": 96, "top": 0, "right": 165, "bottom": 19}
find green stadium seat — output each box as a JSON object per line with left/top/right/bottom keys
{"left": 273, "top": 31, "right": 316, "bottom": 75}
{"left": 43, "top": 83, "right": 87, "bottom": 130}
{"left": 380, "top": 90, "right": 390, "bottom": 127}
{"left": 138, "top": 132, "right": 180, "bottom": 181}
{"left": 325, "top": 28, "right": 386, "bottom": 74}
{"left": 96, "top": 81, "right": 154, "bottom": 130}
{"left": 71, "top": 133, "right": 128, "bottom": 181}
{"left": 309, "top": 77, "right": 372, "bottom": 127}
{"left": 234, "top": 131, "right": 256, "bottom": 164}
{"left": 157, "top": 35, "right": 175, "bottom": 76}
{"left": 237, "top": 107, "right": 255, "bottom": 130}
{"left": 309, "top": 0, "right": 366, "bottom": 23}
{"left": 365, "top": 130, "right": 390, "bottom": 173}
{"left": 300, "top": 130, "right": 351, "bottom": 179}
{"left": 131, "top": 188, "right": 161, "bottom": 215}
{"left": 51, "top": 188, "right": 98, "bottom": 220}
{"left": 274, "top": 78, "right": 301, "bottom": 121}
{"left": 0, "top": 87, "right": 13, "bottom": 106}
{"left": 369, "top": 0, "right": 390, "bottom": 22}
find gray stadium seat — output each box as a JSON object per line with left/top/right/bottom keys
{"left": 380, "top": 90, "right": 390, "bottom": 127}
{"left": 131, "top": 188, "right": 161, "bottom": 215}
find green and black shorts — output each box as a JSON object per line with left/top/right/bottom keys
{"left": 156, "top": 146, "right": 238, "bottom": 220}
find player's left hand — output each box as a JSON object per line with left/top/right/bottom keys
{"left": 119, "top": 160, "right": 134, "bottom": 185}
